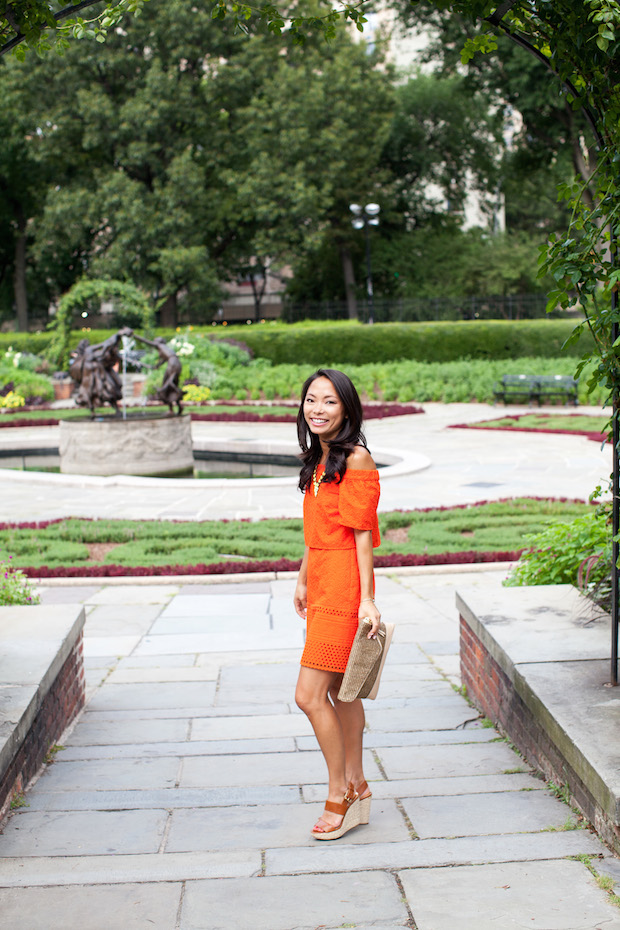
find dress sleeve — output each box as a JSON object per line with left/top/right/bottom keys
{"left": 338, "top": 470, "right": 380, "bottom": 532}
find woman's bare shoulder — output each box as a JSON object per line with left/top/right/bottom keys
{"left": 346, "top": 445, "right": 376, "bottom": 471}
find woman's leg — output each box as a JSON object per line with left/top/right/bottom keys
{"left": 296, "top": 666, "right": 349, "bottom": 829}
{"left": 329, "top": 686, "right": 367, "bottom": 793}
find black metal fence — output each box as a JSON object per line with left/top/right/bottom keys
{"left": 283, "top": 293, "right": 557, "bottom": 324}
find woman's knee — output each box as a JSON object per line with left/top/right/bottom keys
{"left": 295, "top": 683, "right": 320, "bottom": 715}
{"left": 296, "top": 667, "right": 336, "bottom": 715}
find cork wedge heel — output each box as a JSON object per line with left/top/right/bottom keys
{"left": 311, "top": 783, "right": 360, "bottom": 841}
{"left": 357, "top": 780, "right": 372, "bottom": 825}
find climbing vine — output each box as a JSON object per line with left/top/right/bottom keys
{"left": 47, "top": 278, "right": 155, "bottom": 368}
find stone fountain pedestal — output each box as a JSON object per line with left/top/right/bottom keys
{"left": 59, "top": 414, "right": 193, "bottom": 477}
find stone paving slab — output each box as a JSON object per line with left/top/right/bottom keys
{"left": 190, "top": 713, "right": 311, "bottom": 742}
{"left": 217, "top": 662, "right": 300, "bottom": 688}
{"left": 381, "top": 663, "right": 445, "bottom": 681}
{"left": 0, "top": 810, "right": 168, "bottom": 857}
{"left": 374, "top": 641, "right": 428, "bottom": 665}
{"left": 363, "top": 701, "right": 477, "bottom": 733}
{"left": 134, "top": 629, "right": 303, "bottom": 653}
{"left": 148, "top": 614, "right": 270, "bottom": 636}
{"left": 24, "top": 785, "right": 300, "bottom": 812}
{"left": 106, "top": 666, "right": 219, "bottom": 684}
{"left": 401, "top": 789, "right": 578, "bottom": 838}
{"left": 59, "top": 737, "right": 296, "bottom": 761}
{"left": 399, "top": 860, "right": 620, "bottom": 930}
{"left": 165, "top": 799, "right": 410, "bottom": 852}
{"left": 116, "top": 653, "right": 197, "bottom": 668}
{"left": 81, "top": 702, "right": 292, "bottom": 720}
{"left": 158, "top": 593, "right": 270, "bottom": 618}
{"left": 194, "top": 647, "right": 301, "bottom": 668}
{"left": 87, "top": 681, "right": 218, "bottom": 711}
{"left": 179, "top": 871, "right": 408, "bottom": 930}
{"left": 85, "top": 585, "right": 180, "bottom": 605}
{"left": 65, "top": 716, "right": 190, "bottom": 746}
{"left": 0, "top": 882, "right": 183, "bottom": 929}
{"left": 265, "top": 829, "right": 605, "bottom": 876}
{"left": 179, "top": 748, "right": 381, "bottom": 789}
{"left": 0, "top": 850, "right": 259, "bottom": 886}
{"left": 83, "top": 635, "right": 143, "bottom": 657}
{"left": 376, "top": 741, "right": 522, "bottom": 780}
{"left": 84, "top": 604, "right": 162, "bottom": 636}
{"left": 33, "top": 757, "right": 180, "bottom": 792}
{"left": 178, "top": 582, "right": 272, "bottom": 595}
{"left": 38, "top": 585, "right": 102, "bottom": 604}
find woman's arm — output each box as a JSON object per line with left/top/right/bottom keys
{"left": 354, "top": 528, "right": 381, "bottom": 638}
{"left": 294, "top": 546, "right": 310, "bottom": 619}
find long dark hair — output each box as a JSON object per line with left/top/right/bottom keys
{"left": 297, "top": 368, "right": 367, "bottom": 492}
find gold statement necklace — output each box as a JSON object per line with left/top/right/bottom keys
{"left": 312, "top": 464, "right": 326, "bottom": 497}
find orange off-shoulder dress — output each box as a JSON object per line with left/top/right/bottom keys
{"left": 300, "top": 466, "right": 381, "bottom": 673}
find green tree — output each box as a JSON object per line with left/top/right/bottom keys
{"left": 204, "top": 23, "right": 395, "bottom": 319}
{"left": 284, "top": 69, "right": 506, "bottom": 308}
{"left": 0, "top": 0, "right": 237, "bottom": 327}
{"left": 384, "top": 71, "right": 502, "bottom": 226}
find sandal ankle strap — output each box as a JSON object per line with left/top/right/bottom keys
{"left": 324, "top": 785, "right": 358, "bottom": 816}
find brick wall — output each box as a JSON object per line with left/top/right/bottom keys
{"left": 0, "top": 634, "right": 85, "bottom": 824}
{"left": 460, "top": 614, "right": 620, "bottom": 854}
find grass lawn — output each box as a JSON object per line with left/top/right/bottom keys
{"left": 1, "top": 498, "right": 591, "bottom": 572}
{"left": 466, "top": 413, "right": 608, "bottom": 434}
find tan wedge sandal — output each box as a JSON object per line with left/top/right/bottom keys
{"left": 311, "top": 783, "right": 360, "bottom": 841}
{"left": 356, "top": 780, "right": 372, "bottom": 825}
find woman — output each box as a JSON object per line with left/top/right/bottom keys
{"left": 294, "top": 368, "right": 381, "bottom": 840}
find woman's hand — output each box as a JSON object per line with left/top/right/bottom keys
{"left": 359, "top": 598, "right": 381, "bottom": 639}
{"left": 294, "top": 581, "right": 308, "bottom": 619}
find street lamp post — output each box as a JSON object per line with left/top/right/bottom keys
{"left": 350, "top": 203, "right": 380, "bottom": 324}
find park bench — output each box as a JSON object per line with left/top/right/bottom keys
{"left": 492, "top": 374, "right": 578, "bottom": 406}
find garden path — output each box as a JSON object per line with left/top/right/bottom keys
{"left": 1, "top": 569, "right": 619, "bottom": 929}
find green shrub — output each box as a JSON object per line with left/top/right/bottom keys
{"left": 211, "top": 319, "right": 594, "bottom": 365}
{"left": 504, "top": 510, "right": 611, "bottom": 588}
{"left": 0, "top": 364, "right": 54, "bottom": 402}
{"left": 0, "top": 333, "right": 54, "bottom": 357}
{"left": 0, "top": 554, "right": 40, "bottom": 605}
{"left": 1, "top": 319, "right": 593, "bottom": 369}
{"left": 204, "top": 355, "right": 605, "bottom": 405}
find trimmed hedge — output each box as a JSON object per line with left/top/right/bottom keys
{"left": 211, "top": 319, "right": 594, "bottom": 365}
{"left": 0, "top": 319, "right": 593, "bottom": 366}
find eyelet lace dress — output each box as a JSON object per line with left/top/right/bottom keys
{"left": 300, "top": 466, "right": 381, "bottom": 673}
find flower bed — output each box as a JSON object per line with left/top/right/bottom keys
{"left": 449, "top": 413, "right": 607, "bottom": 444}
{"left": 0, "top": 401, "right": 424, "bottom": 429}
{"left": 18, "top": 548, "right": 522, "bottom": 579}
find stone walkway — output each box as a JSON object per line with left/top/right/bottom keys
{"left": 1, "top": 569, "right": 619, "bottom": 929}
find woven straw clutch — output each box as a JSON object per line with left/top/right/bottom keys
{"left": 337, "top": 618, "right": 395, "bottom": 702}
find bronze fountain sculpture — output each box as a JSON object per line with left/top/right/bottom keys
{"left": 68, "top": 328, "right": 183, "bottom": 417}
{"left": 61, "top": 328, "right": 192, "bottom": 476}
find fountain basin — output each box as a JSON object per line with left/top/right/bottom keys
{"left": 59, "top": 414, "right": 194, "bottom": 477}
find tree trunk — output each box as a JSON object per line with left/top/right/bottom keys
{"left": 340, "top": 245, "right": 357, "bottom": 320}
{"left": 13, "top": 206, "right": 28, "bottom": 332}
{"left": 159, "top": 293, "right": 178, "bottom": 328}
